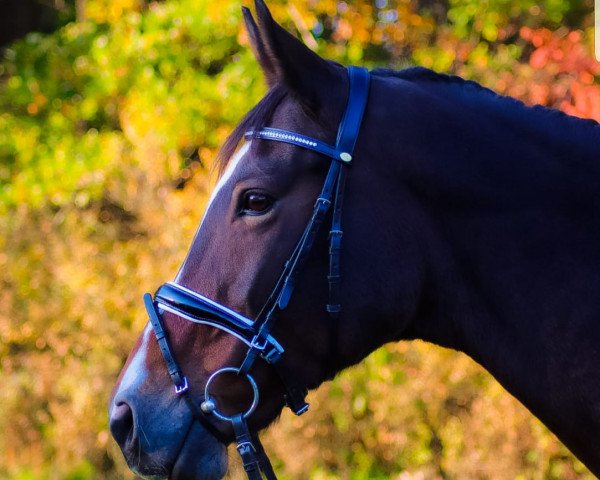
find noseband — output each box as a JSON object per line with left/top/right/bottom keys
{"left": 144, "top": 66, "right": 370, "bottom": 479}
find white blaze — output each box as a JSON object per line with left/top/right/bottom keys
{"left": 112, "top": 323, "right": 152, "bottom": 407}
{"left": 207, "top": 142, "right": 251, "bottom": 211}
{"left": 174, "top": 142, "right": 251, "bottom": 282}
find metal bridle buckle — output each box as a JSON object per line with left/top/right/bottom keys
{"left": 174, "top": 376, "right": 189, "bottom": 395}
{"left": 237, "top": 441, "right": 256, "bottom": 455}
{"left": 200, "top": 367, "right": 259, "bottom": 422}
{"left": 253, "top": 336, "right": 284, "bottom": 364}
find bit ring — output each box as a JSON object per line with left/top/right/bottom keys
{"left": 201, "top": 367, "right": 259, "bottom": 422}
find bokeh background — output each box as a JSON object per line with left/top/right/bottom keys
{"left": 1, "top": 0, "right": 599, "bottom": 478}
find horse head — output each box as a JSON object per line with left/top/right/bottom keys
{"left": 109, "top": 2, "right": 425, "bottom": 478}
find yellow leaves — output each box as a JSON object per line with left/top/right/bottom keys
{"left": 85, "top": 0, "right": 144, "bottom": 24}
{"left": 206, "top": 1, "right": 226, "bottom": 23}
{"left": 469, "top": 42, "right": 490, "bottom": 68}
{"left": 413, "top": 35, "right": 457, "bottom": 72}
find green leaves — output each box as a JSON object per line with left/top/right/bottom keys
{"left": 0, "top": 0, "right": 260, "bottom": 213}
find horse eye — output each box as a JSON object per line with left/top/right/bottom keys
{"left": 241, "top": 191, "right": 273, "bottom": 214}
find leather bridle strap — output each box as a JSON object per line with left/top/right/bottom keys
{"left": 252, "top": 433, "right": 277, "bottom": 480}
{"left": 144, "top": 293, "right": 188, "bottom": 394}
{"left": 327, "top": 66, "right": 370, "bottom": 315}
{"left": 232, "top": 414, "right": 262, "bottom": 480}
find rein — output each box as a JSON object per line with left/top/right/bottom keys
{"left": 144, "top": 66, "right": 370, "bottom": 479}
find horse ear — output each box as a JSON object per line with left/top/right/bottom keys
{"left": 248, "top": 0, "right": 344, "bottom": 111}
{"left": 242, "top": 6, "right": 278, "bottom": 86}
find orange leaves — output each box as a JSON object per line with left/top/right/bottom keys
{"left": 561, "top": 81, "right": 600, "bottom": 121}
{"left": 519, "top": 27, "right": 600, "bottom": 122}
{"left": 522, "top": 27, "right": 600, "bottom": 75}
{"left": 332, "top": 18, "right": 353, "bottom": 42}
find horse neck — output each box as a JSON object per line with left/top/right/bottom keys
{"left": 352, "top": 75, "right": 600, "bottom": 468}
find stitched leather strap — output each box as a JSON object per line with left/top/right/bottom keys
{"left": 253, "top": 433, "right": 277, "bottom": 480}
{"left": 335, "top": 66, "right": 370, "bottom": 155}
{"left": 144, "top": 293, "right": 188, "bottom": 394}
{"left": 327, "top": 66, "right": 370, "bottom": 316}
{"left": 326, "top": 169, "right": 346, "bottom": 315}
{"left": 272, "top": 361, "right": 309, "bottom": 415}
{"left": 232, "top": 415, "right": 262, "bottom": 480}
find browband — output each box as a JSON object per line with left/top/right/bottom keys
{"left": 245, "top": 65, "right": 370, "bottom": 165}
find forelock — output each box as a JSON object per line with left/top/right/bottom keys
{"left": 216, "top": 85, "right": 288, "bottom": 176}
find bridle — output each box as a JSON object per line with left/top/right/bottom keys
{"left": 143, "top": 66, "right": 370, "bottom": 479}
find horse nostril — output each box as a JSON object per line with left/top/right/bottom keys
{"left": 110, "top": 401, "right": 134, "bottom": 447}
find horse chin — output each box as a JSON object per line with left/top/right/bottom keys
{"left": 122, "top": 421, "right": 228, "bottom": 480}
{"left": 169, "top": 422, "right": 228, "bottom": 480}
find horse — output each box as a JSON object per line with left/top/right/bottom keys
{"left": 109, "top": 1, "right": 600, "bottom": 478}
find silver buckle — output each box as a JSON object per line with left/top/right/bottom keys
{"left": 263, "top": 342, "right": 284, "bottom": 363}
{"left": 236, "top": 441, "right": 256, "bottom": 455}
{"left": 250, "top": 335, "right": 268, "bottom": 351}
{"left": 248, "top": 334, "right": 284, "bottom": 364}
{"left": 174, "top": 376, "right": 189, "bottom": 395}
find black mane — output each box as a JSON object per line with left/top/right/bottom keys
{"left": 217, "top": 66, "right": 600, "bottom": 174}
{"left": 374, "top": 66, "right": 600, "bottom": 133}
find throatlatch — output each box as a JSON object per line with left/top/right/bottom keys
{"left": 144, "top": 66, "right": 371, "bottom": 479}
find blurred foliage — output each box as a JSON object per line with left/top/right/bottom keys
{"left": 0, "top": 0, "right": 598, "bottom": 478}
